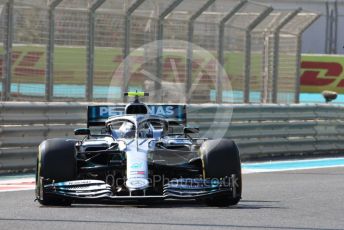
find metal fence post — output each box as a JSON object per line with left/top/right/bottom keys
{"left": 333, "top": 0, "right": 338, "bottom": 54}
{"left": 3, "top": 0, "right": 13, "bottom": 101}
{"left": 325, "top": 2, "right": 329, "bottom": 53}
{"left": 86, "top": 0, "right": 106, "bottom": 102}
{"left": 155, "top": 0, "right": 183, "bottom": 100}
{"left": 271, "top": 9, "right": 301, "bottom": 103}
{"left": 217, "top": 0, "right": 247, "bottom": 103}
{"left": 294, "top": 34, "right": 302, "bottom": 103}
{"left": 243, "top": 7, "right": 272, "bottom": 103}
{"left": 46, "top": 0, "right": 63, "bottom": 102}
{"left": 329, "top": 9, "right": 334, "bottom": 53}
{"left": 294, "top": 13, "right": 321, "bottom": 103}
{"left": 0, "top": 5, "right": 4, "bottom": 101}
{"left": 186, "top": 0, "right": 215, "bottom": 103}
{"left": 0, "top": 53, "right": 3, "bottom": 101}
{"left": 243, "top": 31, "right": 250, "bottom": 103}
{"left": 325, "top": 1, "right": 338, "bottom": 54}
{"left": 122, "top": 0, "right": 145, "bottom": 98}
{"left": 261, "top": 31, "right": 270, "bottom": 103}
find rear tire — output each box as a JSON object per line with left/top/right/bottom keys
{"left": 35, "top": 138, "right": 77, "bottom": 206}
{"left": 200, "top": 139, "right": 242, "bottom": 207}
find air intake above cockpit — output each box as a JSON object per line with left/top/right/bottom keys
{"left": 124, "top": 92, "right": 149, "bottom": 115}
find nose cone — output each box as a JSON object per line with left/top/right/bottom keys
{"left": 126, "top": 146, "right": 149, "bottom": 191}
{"left": 126, "top": 178, "right": 149, "bottom": 191}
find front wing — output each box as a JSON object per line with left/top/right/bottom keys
{"left": 39, "top": 176, "right": 239, "bottom": 203}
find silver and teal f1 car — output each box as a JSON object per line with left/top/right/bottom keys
{"left": 35, "top": 92, "right": 242, "bottom": 206}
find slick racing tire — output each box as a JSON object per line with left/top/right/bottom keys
{"left": 36, "top": 138, "right": 77, "bottom": 206}
{"left": 200, "top": 139, "right": 242, "bottom": 207}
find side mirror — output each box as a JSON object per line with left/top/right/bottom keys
{"left": 74, "top": 128, "right": 90, "bottom": 136}
{"left": 184, "top": 127, "right": 199, "bottom": 134}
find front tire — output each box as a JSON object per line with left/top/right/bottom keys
{"left": 200, "top": 139, "right": 242, "bottom": 207}
{"left": 36, "top": 138, "right": 77, "bottom": 206}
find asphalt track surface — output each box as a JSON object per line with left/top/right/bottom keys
{"left": 0, "top": 167, "right": 343, "bottom": 230}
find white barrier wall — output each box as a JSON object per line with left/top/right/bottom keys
{"left": 1, "top": 102, "right": 344, "bottom": 173}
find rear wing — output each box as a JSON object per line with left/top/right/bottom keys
{"left": 87, "top": 104, "right": 186, "bottom": 127}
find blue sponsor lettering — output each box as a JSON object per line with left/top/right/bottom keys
{"left": 165, "top": 106, "right": 174, "bottom": 116}
{"left": 148, "top": 105, "right": 176, "bottom": 116}
{"left": 99, "top": 107, "right": 109, "bottom": 116}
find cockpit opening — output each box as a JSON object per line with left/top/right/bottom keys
{"left": 107, "top": 117, "right": 168, "bottom": 139}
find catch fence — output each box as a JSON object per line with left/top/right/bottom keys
{"left": 0, "top": 0, "right": 319, "bottom": 103}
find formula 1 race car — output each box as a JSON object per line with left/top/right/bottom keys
{"left": 35, "top": 92, "right": 242, "bottom": 206}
